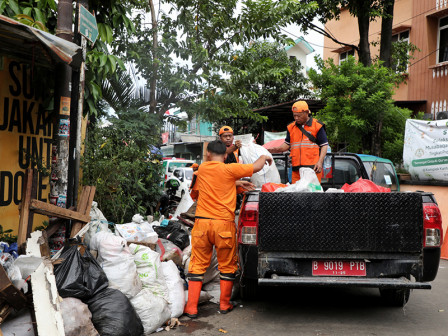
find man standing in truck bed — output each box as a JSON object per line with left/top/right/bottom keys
{"left": 184, "top": 140, "right": 272, "bottom": 318}
{"left": 268, "top": 100, "right": 328, "bottom": 183}
{"left": 219, "top": 126, "right": 242, "bottom": 163}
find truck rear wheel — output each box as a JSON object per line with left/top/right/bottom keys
{"left": 240, "top": 277, "right": 258, "bottom": 300}
{"left": 379, "top": 287, "right": 411, "bottom": 307}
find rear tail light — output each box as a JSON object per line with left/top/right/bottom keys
{"left": 165, "top": 174, "right": 168, "bottom": 181}
{"left": 238, "top": 202, "right": 259, "bottom": 245}
{"left": 423, "top": 203, "right": 443, "bottom": 247}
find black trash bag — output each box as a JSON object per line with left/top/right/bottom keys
{"left": 86, "top": 287, "right": 144, "bottom": 336}
{"left": 166, "top": 229, "right": 190, "bottom": 250}
{"left": 153, "top": 220, "right": 181, "bottom": 239}
{"left": 154, "top": 221, "right": 190, "bottom": 250}
{"left": 54, "top": 245, "right": 108, "bottom": 300}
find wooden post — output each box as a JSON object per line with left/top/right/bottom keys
{"left": 17, "top": 169, "right": 34, "bottom": 249}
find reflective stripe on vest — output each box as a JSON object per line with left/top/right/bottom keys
{"left": 287, "top": 118, "right": 323, "bottom": 168}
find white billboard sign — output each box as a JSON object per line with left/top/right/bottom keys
{"left": 403, "top": 119, "right": 448, "bottom": 181}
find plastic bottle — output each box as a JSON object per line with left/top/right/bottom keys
{"left": 323, "top": 147, "right": 332, "bottom": 179}
{"left": 323, "top": 147, "right": 332, "bottom": 169}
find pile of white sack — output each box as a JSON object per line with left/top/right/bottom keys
{"left": 74, "top": 203, "right": 223, "bottom": 335}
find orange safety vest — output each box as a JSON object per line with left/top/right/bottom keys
{"left": 225, "top": 148, "right": 239, "bottom": 164}
{"left": 287, "top": 117, "right": 324, "bottom": 170}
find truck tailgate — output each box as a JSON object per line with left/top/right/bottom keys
{"left": 258, "top": 193, "right": 423, "bottom": 253}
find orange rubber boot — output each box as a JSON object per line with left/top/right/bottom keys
{"left": 219, "top": 280, "right": 234, "bottom": 314}
{"left": 184, "top": 281, "right": 202, "bottom": 318}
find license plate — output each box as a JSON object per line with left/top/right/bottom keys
{"left": 312, "top": 260, "right": 366, "bottom": 276}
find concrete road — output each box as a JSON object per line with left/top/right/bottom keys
{"left": 173, "top": 260, "right": 448, "bottom": 336}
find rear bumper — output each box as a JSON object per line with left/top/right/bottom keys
{"left": 258, "top": 276, "right": 431, "bottom": 289}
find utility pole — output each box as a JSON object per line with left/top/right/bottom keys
{"left": 68, "top": 0, "right": 88, "bottom": 208}
{"left": 50, "top": 0, "right": 73, "bottom": 218}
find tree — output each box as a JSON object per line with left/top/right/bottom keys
{"left": 308, "top": 56, "right": 413, "bottom": 161}
{"left": 82, "top": 107, "right": 163, "bottom": 223}
{"left": 213, "top": 41, "right": 312, "bottom": 134}
{"left": 115, "top": 0, "right": 318, "bottom": 123}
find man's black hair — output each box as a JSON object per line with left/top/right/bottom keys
{"left": 207, "top": 140, "right": 227, "bottom": 155}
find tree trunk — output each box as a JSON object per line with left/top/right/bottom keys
{"left": 149, "top": 0, "right": 158, "bottom": 115}
{"left": 379, "top": 0, "right": 395, "bottom": 68}
{"left": 357, "top": 10, "right": 371, "bottom": 66}
{"left": 371, "top": 119, "right": 383, "bottom": 156}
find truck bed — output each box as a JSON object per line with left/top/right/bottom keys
{"left": 258, "top": 192, "right": 423, "bottom": 254}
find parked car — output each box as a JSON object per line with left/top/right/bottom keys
{"left": 357, "top": 154, "right": 400, "bottom": 191}
{"left": 166, "top": 167, "right": 194, "bottom": 199}
{"left": 161, "top": 159, "right": 194, "bottom": 187}
{"left": 238, "top": 153, "right": 442, "bottom": 306}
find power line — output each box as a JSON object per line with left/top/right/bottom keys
{"left": 280, "top": 28, "right": 334, "bottom": 49}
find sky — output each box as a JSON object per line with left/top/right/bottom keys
{"left": 283, "top": 21, "right": 325, "bottom": 71}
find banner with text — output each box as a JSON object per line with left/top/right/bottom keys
{"left": 0, "top": 57, "right": 53, "bottom": 233}
{"left": 403, "top": 119, "right": 448, "bottom": 181}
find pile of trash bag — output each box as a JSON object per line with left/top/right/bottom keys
{"left": 48, "top": 202, "right": 222, "bottom": 336}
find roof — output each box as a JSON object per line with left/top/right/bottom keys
{"left": 284, "top": 37, "right": 315, "bottom": 55}
{"left": 357, "top": 154, "right": 393, "bottom": 164}
{"left": 0, "top": 15, "right": 82, "bottom": 68}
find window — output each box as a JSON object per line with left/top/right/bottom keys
{"left": 339, "top": 49, "right": 355, "bottom": 64}
{"left": 363, "top": 162, "right": 398, "bottom": 191}
{"left": 391, "top": 30, "right": 409, "bottom": 43}
{"left": 438, "top": 16, "right": 448, "bottom": 63}
{"left": 391, "top": 30, "right": 410, "bottom": 72}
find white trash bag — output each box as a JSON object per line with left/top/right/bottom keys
{"left": 129, "top": 243, "right": 169, "bottom": 300}
{"left": 239, "top": 138, "right": 281, "bottom": 187}
{"left": 60, "top": 297, "right": 99, "bottom": 336}
{"left": 130, "top": 289, "right": 171, "bottom": 335}
{"left": 90, "top": 232, "right": 142, "bottom": 298}
{"left": 172, "top": 191, "right": 194, "bottom": 220}
{"left": 275, "top": 167, "right": 323, "bottom": 193}
{"left": 115, "top": 214, "right": 158, "bottom": 244}
{"left": 161, "top": 260, "right": 185, "bottom": 318}
{"left": 84, "top": 201, "right": 110, "bottom": 248}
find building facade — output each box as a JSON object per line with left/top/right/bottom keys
{"left": 323, "top": 0, "right": 448, "bottom": 119}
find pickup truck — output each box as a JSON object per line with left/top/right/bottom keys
{"left": 237, "top": 153, "right": 443, "bottom": 306}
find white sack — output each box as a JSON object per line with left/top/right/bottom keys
{"left": 172, "top": 191, "right": 194, "bottom": 219}
{"left": 129, "top": 243, "right": 169, "bottom": 300}
{"left": 183, "top": 248, "right": 219, "bottom": 285}
{"left": 161, "top": 260, "right": 185, "bottom": 318}
{"left": 239, "top": 140, "right": 281, "bottom": 187}
{"left": 84, "top": 201, "right": 110, "bottom": 248}
{"left": 130, "top": 289, "right": 171, "bottom": 335}
{"left": 60, "top": 297, "right": 99, "bottom": 336}
{"left": 275, "top": 167, "right": 323, "bottom": 193}
{"left": 185, "top": 290, "right": 213, "bottom": 304}
{"left": 90, "top": 232, "right": 142, "bottom": 298}
{"left": 115, "top": 214, "right": 158, "bottom": 244}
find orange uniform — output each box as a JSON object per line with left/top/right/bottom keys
{"left": 188, "top": 161, "right": 253, "bottom": 279}
{"left": 287, "top": 118, "right": 324, "bottom": 183}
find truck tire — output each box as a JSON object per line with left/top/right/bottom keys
{"left": 379, "top": 287, "right": 411, "bottom": 307}
{"left": 240, "top": 277, "right": 258, "bottom": 300}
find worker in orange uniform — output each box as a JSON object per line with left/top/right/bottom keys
{"left": 219, "top": 126, "right": 241, "bottom": 163}
{"left": 268, "top": 101, "right": 328, "bottom": 183}
{"left": 184, "top": 140, "right": 272, "bottom": 318}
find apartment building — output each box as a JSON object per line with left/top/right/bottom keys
{"left": 323, "top": 0, "right": 448, "bottom": 119}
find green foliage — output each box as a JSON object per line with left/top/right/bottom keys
{"left": 309, "top": 56, "right": 413, "bottom": 163}
{"left": 0, "top": 225, "right": 17, "bottom": 244}
{"left": 82, "top": 108, "right": 163, "bottom": 223}
{"left": 118, "top": 0, "right": 317, "bottom": 122}
{"left": 213, "top": 41, "right": 312, "bottom": 134}
{"left": 0, "top": 0, "right": 57, "bottom": 31}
